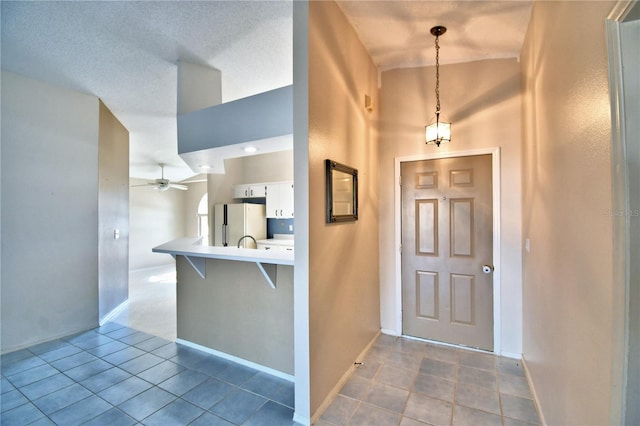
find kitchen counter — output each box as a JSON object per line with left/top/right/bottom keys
{"left": 256, "top": 234, "right": 294, "bottom": 252}
{"left": 153, "top": 237, "right": 293, "bottom": 264}
{"left": 153, "top": 237, "right": 293, "bottom": 288}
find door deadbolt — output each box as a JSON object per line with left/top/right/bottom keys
{"left": 482, "top": 265, "right": 494, "bottom": 274}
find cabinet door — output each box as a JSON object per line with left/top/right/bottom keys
{"left": 266, "top": 184, "right": 279, "bottom": 218}
{"left": 266, "top": 182, "right": 294, "bottom": 218}
{"left": 280, "top": 183, "right": 294, "bottom": 217}
{"left": 233, "top": 184, "right": 250, "bottom": 199}
{"left": 234, "top": 184, "right": 267, "bottom": 199}
{"left": 249, "top": 184, "right": 267, "bottom": 198}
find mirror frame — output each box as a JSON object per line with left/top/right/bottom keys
{"left": 325, "top": 159, "right": 358, "bottom": 223}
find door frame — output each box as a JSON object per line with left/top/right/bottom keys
{"left": 394, "top": 147, "right": 502, "bottom": 353}
{"left": 606, "top": 1, "right": 638, "bottom": 423}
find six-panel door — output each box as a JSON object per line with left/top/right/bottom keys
{"left": 401, "top": 155, "right": 494, "bottom": 350}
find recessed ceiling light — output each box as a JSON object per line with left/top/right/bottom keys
{"left": 243, "top": 146, "right": 258, "bottom": 153}
{"left": 198, "top": 164, "right": 211, "bottom": 170}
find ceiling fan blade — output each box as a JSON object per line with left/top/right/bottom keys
{"left": 168, "top": 183, "right": 188, "bottom": 191}
{"left": 131, "top": 183, "right": 159, "bottom": 188}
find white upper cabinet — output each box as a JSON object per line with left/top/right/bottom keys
{"left": 266, "top": 182, "right": 294, "bottom": 218}
{"left": 233, "top": 184, "right": 267, "bottom": 199}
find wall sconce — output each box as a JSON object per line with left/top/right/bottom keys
{"left": 425, "top": 26, "right": 451, "bottom": 147}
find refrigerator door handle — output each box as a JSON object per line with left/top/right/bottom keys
{"left": 222, "top": 224, "right": 228, "bottom": 247}
{"left": 222, "top": 204, "right": 229, "bottom": 246}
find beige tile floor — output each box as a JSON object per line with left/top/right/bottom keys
{"left": 316, "top": 334, "right": 540, "bottom": 426}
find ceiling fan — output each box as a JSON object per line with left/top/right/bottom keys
{"left": 132, "top": 163, "right": 188, "bottom": 191}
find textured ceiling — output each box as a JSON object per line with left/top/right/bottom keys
{"left": 1, "top": 1, "right": 531, "bottom": 182}
{"left": 1, "top": 1, "right": 292, "bottom": 181}
{"left": 336, "top": 1, "right": 532, "bottom": 71}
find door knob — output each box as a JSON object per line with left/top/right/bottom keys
{"left": 482, "top": 265, "right": 494, "bottom": 274}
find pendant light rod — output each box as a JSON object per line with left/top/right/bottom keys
{"left": 425, "top": 25, "right": 451, "bottom": 147}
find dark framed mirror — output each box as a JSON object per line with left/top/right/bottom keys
{"left": 326, "top": 159, "right": 358, "bottom": 223}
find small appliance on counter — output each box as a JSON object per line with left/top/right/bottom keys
{"left": 213, "top": 203, "right": 266, "bottom": 248}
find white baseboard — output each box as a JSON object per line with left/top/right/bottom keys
{"left": 99, "top": 300, "right": 129, "bottom": 326}
{"left": 521, "top": 355, "right": 546, "bottom": 426}
{"left": 292, "top": 412, "right": 310, "bottom": 426}
{"left": 381, "top": 328, "right": 400, "bottom": 336}
{"left": 175, "top": 338, "right": 293, "bottom": 382}
{"left": 310, "top": 330, "right": 381, "bottom": 424}
{"left": 0, "top": 324, "right": 99, "bottom": 355}
{"left": 500, "top": 351, "right": 522, "bottom": 360}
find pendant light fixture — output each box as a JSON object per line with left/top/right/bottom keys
{"left": 425, "top": 25, "right": 451, "bottom": 146}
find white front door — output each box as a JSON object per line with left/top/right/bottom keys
{"left": 401, "top": 155, "right": 494, "bottom": 350}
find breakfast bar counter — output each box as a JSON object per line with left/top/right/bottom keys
{"left": 153, "top": 237, "right": 294, "bottom": 377}
{"left": 153, "top": 237, "right": 293, "bottom": 288}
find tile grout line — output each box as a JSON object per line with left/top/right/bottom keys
{"left": 495, "top": 363, "right": 506, "bottom": 426}
{"left": 450, "top": 350, "right": 460, "bottom": 426}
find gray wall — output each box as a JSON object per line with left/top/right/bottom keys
{"left": 1, "top": 71, "right": 100, "bottom": 352}
{"left": 98, "top": 101, "right": 130, "bottom": 321}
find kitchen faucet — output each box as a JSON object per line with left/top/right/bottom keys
{"left": 237, "top": 235, "right": 257, "bottom": 248}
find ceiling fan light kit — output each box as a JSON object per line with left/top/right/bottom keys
{"left": 425, "top": 25, "right": 451, "bottom": 147}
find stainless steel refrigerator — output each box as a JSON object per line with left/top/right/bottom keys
{"left": 213, "top": 203, "right": 266, "bottom": 248}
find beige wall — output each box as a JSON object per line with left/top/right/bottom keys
{"left": 183, "top": 180, "right": 208, "bottom": 238}
{"left": 308, "top": 0, "right": 381, "bottom": 415}
{"left": 176, "top": 258, "right": 294, "bottom": 375}
{"left": 520, "top": 1, "right": 616, "bottom": 424}
{"left": 379, "top": 59, "right": 523, "bottom": 355}
{"left": 129, "top": 179, "right": 207, "bottom": 270}
{"left": 98, "top": 101, "right": 130, "bottom": 320}
{"left": 242, "top": 150, "right": 293, "bottom": 183}
{"left": 207, "top": 151, "right": 293, "bottom": 207}
{"left": 207, "top": 157, "right": 245, "bottom": 207}
{"left": 129, "top": 179, "right": 186, "bottom": 270}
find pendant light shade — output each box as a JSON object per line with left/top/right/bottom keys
{"left": 425, "top": 114, "right": 451, "bottom": 146}
{"left": 426, "top": 26, "right": 451, "bottom": 147}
